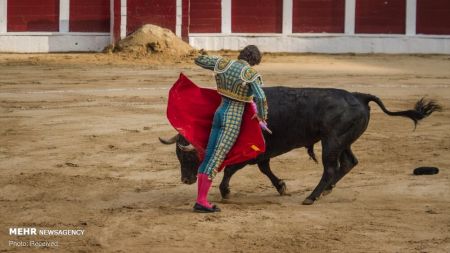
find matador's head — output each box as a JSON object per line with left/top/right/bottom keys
{"left": 238, "top": 45, "right": 262, "bottom": 66}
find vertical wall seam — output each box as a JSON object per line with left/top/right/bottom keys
{"left": 110, "top": 0, "right": 114, "bottom": 43}
{"left": 176, "top": 0, "right": 182, "bottom": 37}
{"left": 60, "top": 0, "right": 70, "bottom": 33}
{"left": 120, "top": 0, "right": 127, "bottom": 38}
{"left": 222, "top": 0, "right": 231, "bottom": 34}
{"left": 282, "top": 0, "right": 293, "bottom": 35}
{"left": 406, "top": 0, "right": 417, "bottom": 35}
{"left": 0, "top": 0, "right": 6, "bottom": 33}
{"left": 345, "top": 0, "right": 356, "bottom": 35}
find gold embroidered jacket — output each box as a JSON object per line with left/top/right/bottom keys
{"left": 194, "top": 55, "right": 268, "bottom": 120}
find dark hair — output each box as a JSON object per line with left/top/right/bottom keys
{"left": 238, "top": 45, "right": 262, "bottom": 66}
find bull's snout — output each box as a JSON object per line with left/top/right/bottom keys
{"left": 181, "top": 177, "right": 197, "bottom": 185}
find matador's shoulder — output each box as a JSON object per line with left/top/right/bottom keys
{"left": 214, "top": 57, "right": 234, "bottom": 73}
{"left": 240, "top": 65, "right": 261, "bottom": 83}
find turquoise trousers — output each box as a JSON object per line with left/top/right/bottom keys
{"left": 197, "top": 97, "right": 246, "bottom": 180}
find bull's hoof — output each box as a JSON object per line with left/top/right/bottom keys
{"left": 277, "top": 181, "right": 287, "bottom": 195}
{"left": 302, "top": 198, "right": 315, "bottom": 205}
{"left": 220, "top": 188, "right": 231, "bottom": 199}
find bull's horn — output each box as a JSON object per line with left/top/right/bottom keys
{"left": 178, "top": 143, "right": 196, "bottom": 152}
{"left": 158, "top": 134, "right": 178, "bottom": 145}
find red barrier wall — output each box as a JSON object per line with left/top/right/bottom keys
{"left": 70, "top": 0, "right": 110, "bottom": 32}
{"left": 417, "top": 0, "right": 450, "bottom": 35}
{"left": 7, "top": 0, "right": 59, "bottom": 32}
{"left": 355, "top": 0, "right": 406, "bottom": 34}
{"left": 127, "top": 0, "right": 176, "bottom": 34}
{"left": 189, "top": 0, "right": 221, "bottom": 33}
{"left": 182, "top": 0, "right": 189, "bottom": 40}
{"left": 113, "top": 0, "right": 121, "bottom": 41}
{"left": 232, "top": 0, "right": 283, "bottom": 33}
{"left": 293, "top": 0, "right": 345, "bottom": 33}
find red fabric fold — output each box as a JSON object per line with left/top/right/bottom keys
{"left": 166, "top": 73, "right": 265, "bottom": 170}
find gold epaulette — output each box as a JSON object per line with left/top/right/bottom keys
{"left": 240, "top": 66, "right": 261, "bottom": 84}
{"left": 214, "top": 57, "right": 233, "bottom": 73}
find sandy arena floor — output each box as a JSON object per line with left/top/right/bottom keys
{"left": 0, "top": 53, "right": 449, "bottom": 252}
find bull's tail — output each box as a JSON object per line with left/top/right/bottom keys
{"left": 353, "top": 92, "right": 442, "bottom": 127}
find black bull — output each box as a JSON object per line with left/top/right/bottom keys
{"left": 160, "top": 87, "right": 441, "bottom": 205}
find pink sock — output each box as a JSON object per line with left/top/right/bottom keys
{"left": 196, "top": 173, "right": 213, "bottom": 208}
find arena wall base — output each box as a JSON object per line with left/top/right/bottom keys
{"left": 0, "top": 33, "right": 111, "bottom": 53}
{"left": 1, "top": 33, "right": 449, "bottom": 54}
{"left": 189, "top": 34, "right": 450, "bottom": 54}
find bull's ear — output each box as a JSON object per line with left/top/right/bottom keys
{"left": 158, "top": 134, "right": 178, "bottom": 145}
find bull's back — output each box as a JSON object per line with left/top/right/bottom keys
{"left": 260, "top": 86, "right": 368, "bottom": 159}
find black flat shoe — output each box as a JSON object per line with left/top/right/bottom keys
{"left": 193, "top": 203, "right": 221, "bottom": 213}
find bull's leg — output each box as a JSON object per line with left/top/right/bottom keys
{"left": 323, "top": 148, "right": 358, "bottom": 196}
{"left": 257, "top": 159, "right": 286, "bottom": 195}
{"left": 303, "top": 139, "right": 341, "bottom": 205}
{"left": 219, "top": 163, "right": 246, "bottom": 199}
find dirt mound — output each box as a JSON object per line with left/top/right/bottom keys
{"left": 113, "top": 24, "right": 196, "bottom": 58}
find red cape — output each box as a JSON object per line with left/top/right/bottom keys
{"left": 167, "top": 73, "right": 265, "bottom": 171}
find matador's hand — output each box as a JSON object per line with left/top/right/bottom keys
{"left": 252, "top": 114, "right": 272, "bottom": 134}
